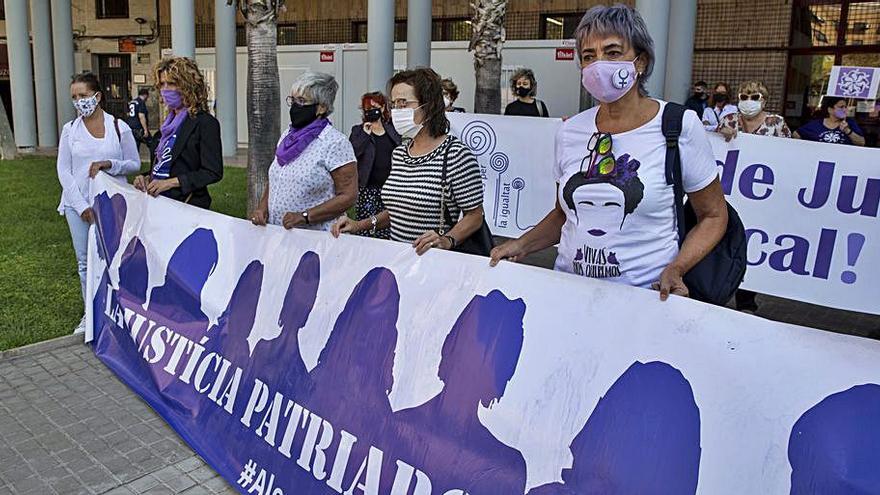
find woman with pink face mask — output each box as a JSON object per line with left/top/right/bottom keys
{"left": 490, "top": 4, "right": 728, "bottom": 302}
{"left": 793, "top": 97, "right": 866, "bottom": 146}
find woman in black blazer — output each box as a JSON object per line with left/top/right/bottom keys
{"left": 134, "top": 57, "right": 222, "bottom": 209}
{"left": 348, "top": 92, "right": 401, "bottom": 239}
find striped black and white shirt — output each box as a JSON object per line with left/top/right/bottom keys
{"left": 382, "top": 135, "right": 484, "bottom": 243}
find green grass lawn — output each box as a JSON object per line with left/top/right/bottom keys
{"left": 0, "top": 157, "right": 247, "bottom": 351}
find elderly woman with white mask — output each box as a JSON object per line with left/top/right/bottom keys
{"left": 490, "top": 4, "right": 728, "bottom": 301}
{"left": 332, "top": 68, "right": 487, "bottom": 256}
{"left": 251, "top": 71, "right": 357, "bottom": 231}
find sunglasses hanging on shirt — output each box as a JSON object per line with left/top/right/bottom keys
{"left": 580, "top": 132, "right": 616, "bottom": 178}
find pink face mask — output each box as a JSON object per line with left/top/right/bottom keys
{"left": 581, "top": 57, "right": 638, "bottom": 103}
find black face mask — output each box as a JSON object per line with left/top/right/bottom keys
{"left": 290, "top": 103, "right": 319, "bottom": 129}
{"left": 364, "top": 108, "right": 382, "bottom": 123}
{"left": 516, "top": 87, "right": 531, "bottom": 98}
{"left": 713, "top": 93, "right": 728, "bottom": 104}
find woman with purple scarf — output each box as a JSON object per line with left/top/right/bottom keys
{"left": 251, "top": 72, "right": 357, "bottom": 231}
{"left": 133, "top": 57, "right": 222, "bottom": 209}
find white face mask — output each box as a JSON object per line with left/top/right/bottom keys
{"left": 443, "top": 96, "right": 452, "bottom": 109}
{"left": 72, "top": 93, "right": 99, "bottom": 117}
{"left": 738, "top": 99, "right": 762, "bottom": 117}
{"left": 391, "top": 107, "right": 423, "bottom": 139}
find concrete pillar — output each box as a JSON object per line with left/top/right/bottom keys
{"left": 4, "top": 0, "right": 37, "bottom": 151}
{"left": 215, "top": 0, "right": 238, "bottom": 157}
{"left": 171, "top": 0, "right": 196, "bottom": 59}
{"left": 664, "top": 0, "right": 697, "bottom": 104}
{"left": 51, "top": 0, "right": 77, "bottom": 128}
{"left": 406, "top": 0, "right": 432, "bottom": 69}
{"left": 368, "top": 0, "right": 395, "bottom": 92}
{"left": 635, "top": 0, "right": 669, "bottom": 98}
{"left": 30, "top": 0, "right": 58, "bottom": 146}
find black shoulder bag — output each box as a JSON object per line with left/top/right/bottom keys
{"left": 439, "top": 143, "right": 495, "bottom": 257}
{"left": 662, "top": 103, "right": 747, "bottom": 305}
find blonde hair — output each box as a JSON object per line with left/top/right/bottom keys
{"left": 153, "top": 57, "right": 209, "bottom": 115}
{"left": 738, "top": 80, "right": 769, "bottom": 101}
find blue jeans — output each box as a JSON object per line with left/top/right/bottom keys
{"left": 64, "top": 207, "right": 89, "bottom": 310}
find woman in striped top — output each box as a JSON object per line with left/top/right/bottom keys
{"left": 332, "top": 68, "right": 485, "bottom": 255}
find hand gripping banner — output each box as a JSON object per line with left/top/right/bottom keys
{"left": 87, "top": 174, "right": 880, "bottom": 494}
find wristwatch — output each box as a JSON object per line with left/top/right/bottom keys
{"left": 301, "top": 211, "right": 310, "bottom": 225}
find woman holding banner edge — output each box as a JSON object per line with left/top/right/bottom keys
{"left": 490, "top": 4, "right": 728, "bottom": 301}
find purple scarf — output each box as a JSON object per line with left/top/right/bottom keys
{"left": 275, "top": 118, "right": 330, "bottom": 166}
{"left": 155, "top": 109, "right": 189, "bottom": 164}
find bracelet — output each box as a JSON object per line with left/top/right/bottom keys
{"left": 370, "top": 215, "right": 378, "bottom": 235}
{"left": 442, "top": 234, "right": 457, "bottom": 249}
{"left": 844, "top": 128, "right": 852, "bottom": 135}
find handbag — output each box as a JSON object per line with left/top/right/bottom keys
{"left": 662, "top": 102, "right": 747, "bottom": 305}
{"left": 438, "top": 142, "right": 495, "bottom": 257}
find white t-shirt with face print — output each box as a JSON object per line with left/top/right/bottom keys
{"left": 553, "top": 100, "right": 718, "bottom": 289}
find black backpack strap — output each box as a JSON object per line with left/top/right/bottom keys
{"left": 113, "top": 117, "right": 121, "bottom": 142}
{"left": 661, "top": 102, "right": 687, "bottom": 247}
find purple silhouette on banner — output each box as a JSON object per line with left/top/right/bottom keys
{"left": 389, "top": 290, "right": 527, "bottom": 495}
{"left": 298, "top": 267, "right": 400, "bottom": 491}
{"left": 529, "top": 361, "right": 701, "bottom": 495}
{"left": 92, "top": 192, "right": 127, "bottom": 263}
{"left": 147, "top": 228, "right": 218, "bottom": 339}
{"left": 788, "top": 384, "right": 880, "bottom": 494}
{"left": 117, "top": 237, "right": 149, "bottom": 307}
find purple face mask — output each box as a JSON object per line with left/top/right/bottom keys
{"left": 161, "top": 89, "right": 184, "bottom": 110}
{"left": 581, "top": 57, "right": 638, "bottom": 103}
{"left": 833, "top": 107, "right": 847, "bottom": 119}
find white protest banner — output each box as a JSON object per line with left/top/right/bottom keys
{"left": 87, "top": 173, "right": 880, "bottom": 494}
{"left": 449, "top": 112, "right": 880, "bottom": 315}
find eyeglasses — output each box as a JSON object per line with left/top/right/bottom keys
{"left": 738, "top": 93, "right": 763, "bottom": 101}
{"left": 390, "top": 99, "right": 420, "bottom": 109}
{"left": 581, "top": 132, "right": 616, "bottom": 178}
{"left": 286, "top": 96, "right": 311, "bottom": 107}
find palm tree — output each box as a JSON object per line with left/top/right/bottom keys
{"left": 235, "top": 0, "right": 284, "bottom": 214}
{"left": 469, "top": 0, "right": 507, "bottom": 114}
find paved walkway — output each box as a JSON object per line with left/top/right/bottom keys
{"left": 0, "top": 337, "right": 235, "bottom": 495}
{"left": 1, "top": 247, "right": 878, "bottom": 494}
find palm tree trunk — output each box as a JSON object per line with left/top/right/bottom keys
{"left": 243, "top": 2, "right": 281, "bottom": 215}
{"left": 470, "top": 0, "right": 507, "bottom": 114}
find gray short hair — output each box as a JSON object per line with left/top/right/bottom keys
{"left": 574, "top": 4, "right": 655, "bottom": 96}
{"left": 290, "top": 71, "right": 338, "bottom": 116}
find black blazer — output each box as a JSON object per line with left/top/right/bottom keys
{"left": 349, "top": 122, "right": 401, "bottom": 189}
{"left": 151, "top": 111, "right": 223, "bottom": 209}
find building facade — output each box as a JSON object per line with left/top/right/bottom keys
{"left": 0, "top": 0, "right": 877, "bottom": 144}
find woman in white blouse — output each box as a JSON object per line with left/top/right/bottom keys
{"left": 57, "top": 72, "right": 140, "bottom": 333}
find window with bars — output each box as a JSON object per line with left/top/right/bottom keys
{"left": 351, "top": 18, "right": 471, "bottom": 43}
{"left": 540, "top": 13, "right": 583, "bottom": 39}
{"left": 96, "top": 0, "right": 129, "bottom": 19}
{"left": 845, "top": 1, "right": 880, "bottom": 46}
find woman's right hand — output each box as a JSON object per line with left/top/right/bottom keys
{"left": 489, "top": 239, "right": 527, "bottom": 267}
{"left": 251, "top": 208, "right": 268, "bottom": 226}
{"left": 719, "top": 126, "right": 737, "bottom": 142}
{"left": 80, "top": 208, "right": 95, "bottom": 224}
{"left": 331, "top": 216, "right": 359, "bottom": 238}
{"left": 133, "top": 175, "right": 150, "bottom": 192}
